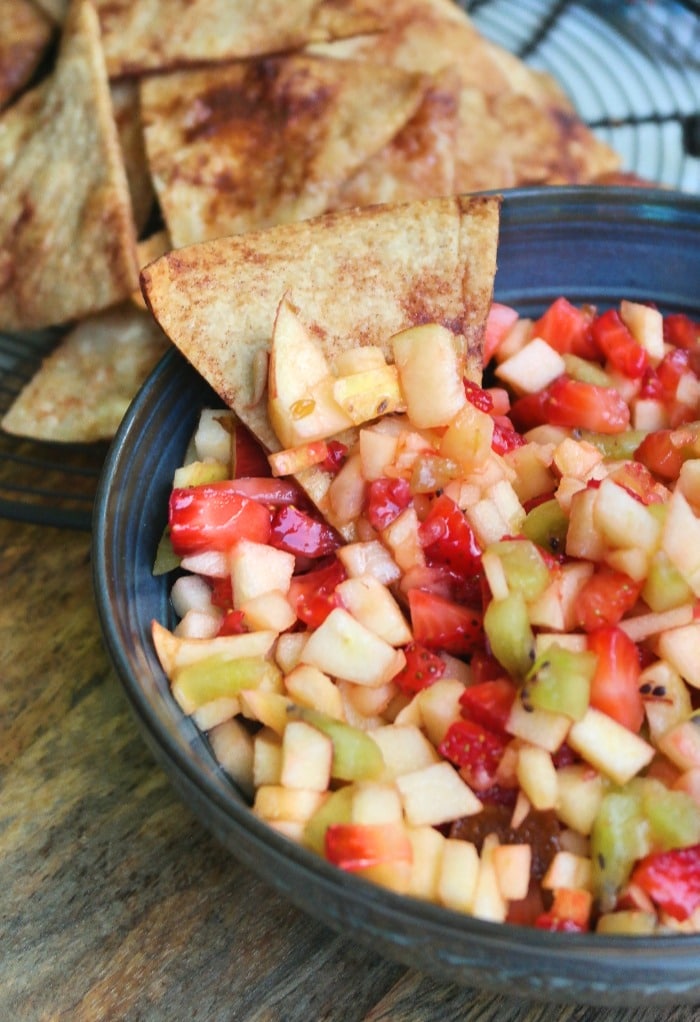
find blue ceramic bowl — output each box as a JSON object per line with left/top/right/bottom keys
{"left": 93, "top": 187, "right": 700, "bottom": 1007}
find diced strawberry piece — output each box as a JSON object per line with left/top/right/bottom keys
{"left": 592, "top": 308, "right": 649, "bottom": 379}
{"left": 587, "top": 625, "right": 644, "bottom": 733}
{"left": 418, "top": 493, "right": 482, "bottom": 577}
{"left": 657, "top": 347, "right": 691, "bottom": 400}
{"left": 532, "top": 296, "right": 597, "bottom": 359}
{"left": 169, "top": 482, "right": 272, "bottom": 556}
{"left": 399, "top": 562, "right": 484, "bottom": 609}
{"left": 483, "top": 301, "right": 519, "bottom": 364}
{"left": 234, "top": 422, "right": 272, "bottom": 478}
{"left": 288, "top": 557, "right": 346, "bottom": 629}
{"left": 664, "top": 312, "right": 700, "bottom": 351}
{"left": 511, "top": 376, "right": 630, "bottom": 435}
{"left": 574, "top": 566, "right": 642, "bottom": 632}
{"left": 459, "top": 678, "right": 517, "bottom": 735}
{"left": 366, "top": 476, "right": 412, "bottom": 531}
{"left": 631, "top": 843, "right": 700, "bottom": 921}
{"left": 535, "top": 887, "right": 592, "bottom": 932}
{"left": 320, "top": 439, "right": 348, "bottom": 474}
{"left": 470, "top": 650, "right": 507, "bottom": 684}
{"left": 464, "top": 379, "right": 494, "bottom": 412}
{"left": 438, "top": 718, "right": 508, "bottom": 790}
{"left": 393, "top": 641, "right": 446, "bottom": 693}
{"left": 269, "top": 504, "right": 342, "bottom": 558}
{"left": 217, "top": 609, "right": 248, "bottom": 635}
{"left": 491, "top": 416, "right": 526, "bottom": 454}
{"left": 325, "top": 822, "right": 412, "bottom": 871}
{"left": 408, "top": 588, "right": 483, "bottom": 657}
{"left": 209, "top": 575, "right": 233, "bottom": 608}
{"left": 634, "top": 429, "right": 687, "bottom": 482}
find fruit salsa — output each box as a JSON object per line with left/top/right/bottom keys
{"left": 153, "top": 296, "right": 700, "bottom": 934}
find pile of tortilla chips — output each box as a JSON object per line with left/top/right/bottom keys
{"left": 1, "top": 0, "right": 629, "bottom": 443}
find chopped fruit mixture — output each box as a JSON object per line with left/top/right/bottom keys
{"left": 153, "top": 297, "right": 700, "bottom": 934}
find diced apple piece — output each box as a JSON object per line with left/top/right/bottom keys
{"left": 336, "top": 575, "right": 412, "bottom": 647}
{"left": 351, "top": 781, "right": 403, "bottom": 825}
{"left": 465, "top": 497, "right": 511, "bottom": 548}
{"left": 170, "top": 574, "right": 217, "bottom": 618}
{"left": 280, "top": 720, "right": 333, "bottom": 792}
{"left": 340, "top": 679, "right": 396, "bottom": 719}
{"left": 407, "top": 825, "right": 445, "bottom": 900}
{"left": 632, "top": 397, "right": 668, "bottom": 432}
{"left": 337, "top": 540, "right": 402, "bottom": 585}
{"left": 180, "top": 549, "right": 229, "bottom": 578}
{"left": 334, "top": 346, "right": 387, "bottom": 375}
{"left": 275, "top": 632, "right": 308, "bottom": 674}
{"left": 593, "top": 477, "right": 661, "bottom": 554}
{"left": 253, "top": 727, "right": 283, "bottom": 787}
{"left": 535, "top": 632, "right": 588, "bottom": 655}
{"left": 303, "top": 785, "right": 354, "bottom": 854}
{"left": 620, "top": 299, "right": 664, "bottom": 363}
{"left": 505, "top": 441, "right": 556, "bottom": 504}
{"left": 391, "top": 324, "right": 466, "bottom": 429}
{"left": 253, "top": 784, "right": 327, "bottom": 823}
{"left": 567, "top": 708, "right": 654, "bottom": 785}
{"left": 555, "top": 764, "right": 604, "bottom": 835}
{"left": 238, "top": 690, "right": 293, "bottom": 735}
{"left": 657, "top": 719, "right": 700, "bottom": 772}
{"left": 325, "top": 821, "right": 412, "bottom": 875}
{"left": 528, "top": 561, "right": 594, "bottom": 632}
{"left": 516, "top": 746, "right": 558, "bottom": 811}
{"left": 267, "top": 295, "right": 352, "bottom": 447}
{"left": 381, "top": 506, "right": 426, "bottom": 574}
{"left": 552, "top": 437, "right": 603, "bottom": 480}
{"left": 327, "top": 452, "right": 366, "bottom": 526}
{"left": 229, "top": 539, "right": 295, "bottom": 608}
{"left": 662, "top": 490, "right": 700, "bottom": 596}
{"left": 301, "top": 607, "right": 405, "bottom": 687}
{"left": 174, "top": 607, "right": 223, "bottom": 639}
{"left": 268, "top": 440, "right": 330, "bottom": 476}
{"left": 440, "top": 403, "right": 494, "bottom": 474}
{"left": 208, "top": 717, "right": 255, "bottom": 798}
{"left": 492, "top": 843, "right": 532, "bottom": 902}
{"left": 333, "top": 365, "right": 406, "bottom": 425}
{"left": 152, "top": 620, "right": 277, "bottom": 676}
{"left": 487, "top": 479, "right": 526, "bottom": 535}
{"left": 369, "top": 723, "right": 441, "bottom": 781}
{"left": 471, "top": 834, "right": 507, "bottom": 923}
{"left": 437, "top": 837, "right": 480, "bottom": 913}
{"left": 495, "top": 337, "right": 567, "bottom": 395}
{"left": 284, "top": 663, "right": 344, "bottom": 720}
{"left": 542, "top": 851, "right": 592, "bottom": 892}
{"left": 241, "top": 590, "right": 296, "bottom": 633}
{"left": 192, "top": 696, "right": 240, "bottom": 730}
{"left": 657, "top": 622, "right": 700, "bottom": 689}
{"left": 396, "top": 762, "right": 482, "bottom": 827}
{"left": 619, "top": 604, "right": 694, "bottom": 644}
{"left": 358, "top": 427, "right": 400, "bottom": 482}
{"left": 506, "top": 698, "right": 571, "bottom": 753}
{"left": 193, "top": 408, "right": 236, "bottom": 464}
{"left": 566, "top": 487, "right": 607, "bottom": 562}
{"left": 415, "top": 678, "right": 466, "bottom": 747}
{"left": 290, "top": 706, "right": 385, "bottom": 781}
{"left": 173, "top": 459, "right": 229, "bottom": 489}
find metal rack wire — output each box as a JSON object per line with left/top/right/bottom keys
{"left": 2, "top": 0, "right": 699, "bottom": 531}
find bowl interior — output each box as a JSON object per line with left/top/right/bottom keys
{"left": 93, "top": 187, "right": 700, "bottom": 1007}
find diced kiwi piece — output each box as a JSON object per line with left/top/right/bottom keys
{"left": 303, "top": 785, "right": 355, "bottom": 855}
{"left": 291, "top": 707, "right": 384, "bottom": 781}
{"left": 522, "top": 643, "right": 596, "bottom": 721}
{"left": 521, "top": 498, "right": 569, "bottom": 558}
{"left": 577, "top": 429, "right": 648, "bottom": 460}
{"left": 591, "top": 788, "right": 649, "bottom": 912}
{"left": 173, "top": 655, "right": 282, "bottom": 708}
{"left": 562, "top": 354, "right": 613, "bottom": 387}
{"left": 483, "top": 590, "right": 535, "bottom": 680}
{"left": 641, "top": 778, "right": 700, "bottom": 851}
{"left": 489, "top": 538, "right": 552, "bottom": 602}
{"left": 153, "top": 529, "right": 180, "bottom": 575}
{"left": 642, "top": 549, "right": 694, "bottom": 612}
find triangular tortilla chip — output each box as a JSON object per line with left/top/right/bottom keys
{"left": 141, "top": 194, "right": 500, "bottom": 451}
{"left": 93, "top": 0, "right": 386, "bottom": 78}
{"left": 110, "top": 81, "right": 155, "bottom": 233}
{"left": 0, "top": 0, "right": 54, "bottom": 110}
{"left": 328, "top": 65, "right": 460, "bottom": 210}
{"left": 32, "top": 0, "right": 67, "bottom": 22}
{"left": 140, "top": 54, "right": 433, "bottom": 247}
{"left": 0, "top": 0, "right": 140, "bottom": 331}
{"left": 0, "top": 77, "right": 45, "bottom": 179}
{"left": 1, "top": 304, "right": 169, "bottom": 442}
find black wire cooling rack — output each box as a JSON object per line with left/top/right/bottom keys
{"left": 2, "top": 0, "right": 699, "bottom": 531}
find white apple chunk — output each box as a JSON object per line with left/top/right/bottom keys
{"left": 516, "top": 745, "right": 558, "bottom": 811}
{"left": 640, "top": 660, "right": 692, "bottom": 745}
{"left": 505, "top": 441, "right": 556, "bottom": 504}
{"left": 657, "top": 719, "right": 700, "bottom": 772}
{"left": 381, "top": 506, "right": 426, "bottom": 574}
{"left": 495, "top": 337, "right": 566, "bottom": 395}
{"left": 253, "top": 727, "right": 283, "bottom": 787}
{"left": 229, "top": 539, "right": 295, "bottom": 608}
{"left": 437, "top": 838, "right": 480, "bottom": 913}
{"left": 396, "top": 762, "right": 482, "bottom": 827}
{"left": 275, "top": 632, "right": 308, "bottom": 674}
{"left": 566, "top": 488, "right": 607, "bottom": 561}
{"left": 407, "top": 825, "right": 446, "bottom": 900}
{"left": 208, "top": 717, "right": 255, "bottom": 797}
{"left": 334, "top": 346, "right": 387, "bottom": 376}
{"left": 267, "top": 295, "right": 352, "bottom": 447}
{"left": 440, "top": 402, "right": 494, "bottom": 474}
{"left": 283, "top": 663, "right": 345, "bottom": 720}
{"left": 413, "top": 678, "right": 468, "bottom": 747}
{"left": 359, "top": 427, "right": 400, "bottom": 481}
{"left": 180, "top": 549, "right": 229, "bottom": 578}
{"left": 337, "top": 539, "right": 402, "bottom": 585}
{"left": 620, "top": 299, "right": 664, "bottom": 363}
{"left": 567, "top": 708, "right": 655, "bottom": 785}
{"left": 542, "top": 851, "right": 593, "bottom": 892}
{"left": 238, "top": 690, "right": 293, "bottom": 735}
{"left": 253, "top": 784, "right": 327, "bottom": 823}
{"left": 471, "top": 834, "right": 507, "bottom": 923}
{"left": 657, "top": 622, "right": 700, "bottom": 689}
{"left": 555, "top": 764, "right": 604, "bottom": 835}
{"left": 335, "top": 575, "right": 412, "bottom": 647}
{"left": 174, "top": 607, "right": 223, "bottom": 639}
{"left": 151, "top": 620, "right": 277, "bottom": 676}
{"left": 170, "top": 573, "right": 218, "bottom": 618}
{"left": 492, "top": 843, "right": 532, "bottom": 902}
{"left": 300, "top": 607, "right": 405, "bottom": 687}
{"left": 391, "top": 323, "right": 466, "bottom": 429}
{"left": 662, "top": 490, "right": 700, "bottom": 596}
{"left": 593, "top": 477, "right": 661, "bottom": 555}
{"left": 327, "top": 452, "right": 366, "bottom": 526}
{"left": 280, "top": 720, "right": 333, "bottom": 792}
{"left": 267, "top": 440, "right": 330, "bottom": 476}
{"left": 351, "top": 781, "right": 404, "bottom": 825}
{"left": 241, "top": 590, "right": 297, "bottom": 633}
{"left": 192, "top": 696, "right": 240, "bottom": 730}
{"left": 619, "top": 604, "right": 694, "bottom": 644}
{"left": 506, "top": 697, "right": 571, "bottom": 753}
{"left": 192, "top": 407, "right": 236, "bottom": 464}
{"left": 369, "top": 723, "right": 441, "bottom": 781}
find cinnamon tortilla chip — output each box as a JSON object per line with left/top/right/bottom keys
{"left": 0, "top": 0, "right": 54, "bottom": 110}
{"left": 140, "top": 54, "right": 433, "bottom": 246}
{"left": 141, "top": 194, "right": 500, "bottom": 453}
{"left": 1, "top": 304, "right": 169, "bottom": 442}
{"left": 110, "top": 80, "right": 155, "bottom": 233}
{"left": 32, "top": 0, "right": 67, "bottom": 22}
{"left": 93, "top": 0, "right": 386, "bottom": 78}
{"left": 0, "top": 0, "right": 140, "bottom": 331}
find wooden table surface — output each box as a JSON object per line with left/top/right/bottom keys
{"left": 1, "top": 506, "right": 698, "bottom": 1022}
